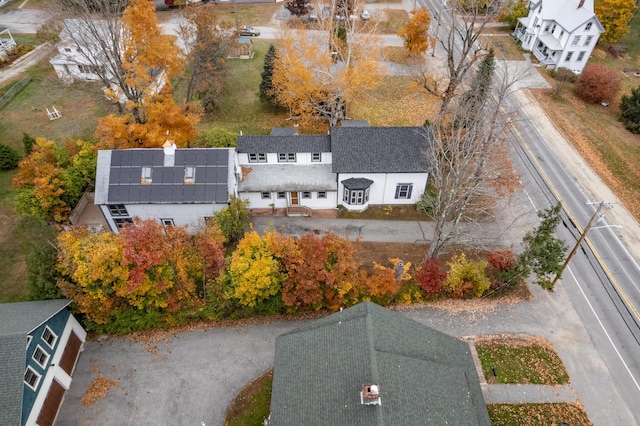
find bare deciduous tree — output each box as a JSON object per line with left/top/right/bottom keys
{"left": 419, "top": 57, "right": 524, "bottom": 258}
{"left": 433, "top": 0, "right": 501, "bottom": 112}
{"left": 179, "top": 5, "right": 234, "bottom": 114}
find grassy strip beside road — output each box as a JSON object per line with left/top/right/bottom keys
{"left": 476, "top": 335, "right": 569, "bottom": 385}
{"left": 487, "top": 403, "right": 592, "bottom": 426}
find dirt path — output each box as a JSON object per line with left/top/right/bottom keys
{"left": 0, "top": 42, "right": 54, "bottom": 86}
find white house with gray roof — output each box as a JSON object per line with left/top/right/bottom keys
{"left": 94, "top": 125, "right": 432, "bottom": 231}
{"left": 237, "top": 124, "right": 433, "bottom": 213}
{"left": 514, "top": 0, "right": 604, "bottom": 74}
{"left": 94, "top": 143, "right": 238, "bottom": 233}
{"left": 0, "top": 300, "right": 86, "bottom": 426}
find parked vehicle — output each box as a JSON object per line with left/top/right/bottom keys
{"left": 361, "top": 10, "right": 371, "bottom": 20}
{"left": 239, "top": 26, "right": 260, "bottom": 37}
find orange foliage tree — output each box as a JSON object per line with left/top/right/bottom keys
{"left": 272, "top": 233, "right": 362, "bottom": 310}
{"left": 56, "top": 219, "right": 225, "bottom": 324}
{"left": 271, "top": 23, "right": 381, "bottom": 126}
{"left": 93, "top": 0, "right": 199, "bottom": 148}
{"left": 397, "top": 7, "right": 433, "bottom": 55}
{"left": 12, "top": 138, "right": 97, "bottom": 223}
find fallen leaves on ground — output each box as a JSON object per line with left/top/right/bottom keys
{"left": 81, "top": 375, "right": 118, "bottom": 406}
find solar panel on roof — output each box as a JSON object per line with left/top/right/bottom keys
{"left": 111, "top": 150, "right": 122, "bottom": 165}
{"left": 130, "top": 151, "right": 143, "bottom": 165}
{"left": 205, "top": 186, "right": 217, "bottom": 202}
{"left": 139, "top": 185, "right": 151, "bottom": 201}
{"left": 150, "top": 186, "right": 162, "bottom": 202}
{"left": 193, "top": 185, "right": 206, "bottom": 203}
{"left": 183, "top": 186, "right": 195, "bottom": 202}
{"left": 172, "top": 186, "right": 183, "bottom": 201}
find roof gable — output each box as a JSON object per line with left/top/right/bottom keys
{"left": 0, "top": 300, "right": 72, "bottom": 426}
{"left": 331, "top": 127, "right": 433, "bottom": 174}
{"left": 539, "top": 0, "right": 603, "bottom": 33}
{"left": 271, "top": 302, "right": 490, "bottom": 426}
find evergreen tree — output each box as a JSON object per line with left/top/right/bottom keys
{"left": 457, "top": 49, "right": 495, "bottom": 128}
{"left": 515, "top": 203, "right": 567, "bottom": 290}
{"left": 0, "top": 144, "right": 20, "bottom": 170}
{"left": 620, "top": 85, "right": 640, "bottom": 134}
{"left": 260, "top": 44, "right": 279, "bottom": 105}
{"left": 17, "top": 216, "right": 63, "bottom": 300}
{"left": 22, "top": 132, "right": 36, "bottom": 155}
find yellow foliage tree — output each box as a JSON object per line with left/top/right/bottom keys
{"left": 57, "top": 229, "right": 128, "bottom": 324}
{"left": 595, "top": 0, "right": 636, "bottom": 43}
{"left": 271, "top": 25, "right": 381, "bottom": 126}
{"left": 444, "top": 253, "right": 491, "bottom": 298}
{"left": 225, "top": 230, "right": 284, "bottom": 307}
{"left": 397, "top": 7, "right": 433, "bottom": 55}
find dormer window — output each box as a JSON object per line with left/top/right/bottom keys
{"left": 278, "top": 153, "right": 296, "bottom": 162}
{"left": 184, "top": 166, "right": 195, "bottom": 183}
{"left": 141, "top": 166, "right": 152, "bottom": 184}
{"left": 249, "top": 153, "right": 267, "bottom": 163}
{"left": 312, "top": 153, "right": 321, "bottom": 162}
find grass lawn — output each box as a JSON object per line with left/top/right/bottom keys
{"left": 0, "top": 64, "right": 112, "bottom": 151}
{"left": 225, "top": 370, "right": 273, "bottom": 426}
{"left": 0, "top": 170, "right": 26, "bottom": 302}
{"left": 487, "top": 403, "right": 592, "bottom": 426}
{"left": 475, "top": 335, "right": 569, "bottom": 385}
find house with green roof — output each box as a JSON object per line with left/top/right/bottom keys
{"left": 0, "top": 300, "right": 87, "bottom": 426}
{"left": 270, "top": 302, "right": 490, "bottom": 425}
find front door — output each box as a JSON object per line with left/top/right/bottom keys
{"left": 290, "top": 192, "right": 299, "bottom": 205}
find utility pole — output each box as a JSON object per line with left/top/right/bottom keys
{"left": 551, "top": 201, "right": 618, "bottom": 287}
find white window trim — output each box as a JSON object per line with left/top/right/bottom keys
{"left": 311, "top": 153, "right": 321, "bottom": 162}
{"left": 261, "top": 192, "right": 271, "bottom": 199}
{"left": 248, "top": 153, "right": 267, "bottom": 163}
{"left": 184, "top": 166, "right": 195, "bottom": 183}
{"left": 302, "top": 191, "right": 311, "bottom": 199}
{"left": 318, "top": 191, "right": 327, "bottom": 199}
{"left": 161, "top": 218, "right": 175, "bottom": 227}
{"left": 32, "top": 345, "right": 50, "bottom": 369}
{"left": 24, "top": 367, "right": 41, "bottom": 391}
{"left": 42, "top": 326, "right": 58, "bottom": 349}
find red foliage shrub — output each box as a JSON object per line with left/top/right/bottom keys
{"left": 486, "top": 250, "right": 516, "bottom": 271}
{"left": 575, "top": 63, "right": 621, "bottom": 104}
{"left": 415, "top": 258, "right": 446, "bottom": 295}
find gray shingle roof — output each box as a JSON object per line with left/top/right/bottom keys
{"left": 239, "top": 164, "right": 336, "bottom": 192}
{"left": 270, "top": 302, "right": 490, "bottom": 426}
{"left": 237, "top": 135, "right": 331, "bottom": 154}
{"left": 0, "top": 300, "right": 72, "bottom": 426}
{"left": 95, "top": 148, "right": 232, "bottom": 205}
{"left": 331, "top": 127, "right": 433, "bottom": 174}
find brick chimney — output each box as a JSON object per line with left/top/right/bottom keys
{"left": 578, "top": 0, "right": 585, "bottom": 8}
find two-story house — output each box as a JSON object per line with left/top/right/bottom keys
{"left": 0, "top": 300, "right": 87, "bottom": 426}
{"left": 94, "top": 142, "right": 238, "bottom": 233}
{"left": 237, "top": 123, "right": 433, "bottom": 213}
{"left": 514, "top": 0, "right": 604, "bottom": 74}
{"left": 94, "top": 124, "right": 433, "bottom": 232}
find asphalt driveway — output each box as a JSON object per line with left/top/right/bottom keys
{"left": 56, "top": 321, "right": 302, "bottom": 426}
{"left": 56, "top": 278, "right": 635, "bottom": 425}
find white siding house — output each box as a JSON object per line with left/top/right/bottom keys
{"left": 514, "top": 0, "right": 604, "bottom": 74}
{"left": 237, "top": 124, "right": 433, "bottom": 213}
{"left": 94, "top": 143, "right": 239, "bottom": 233}
{"left": 49, "top": 19, "right": 166, "bottom": 101}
